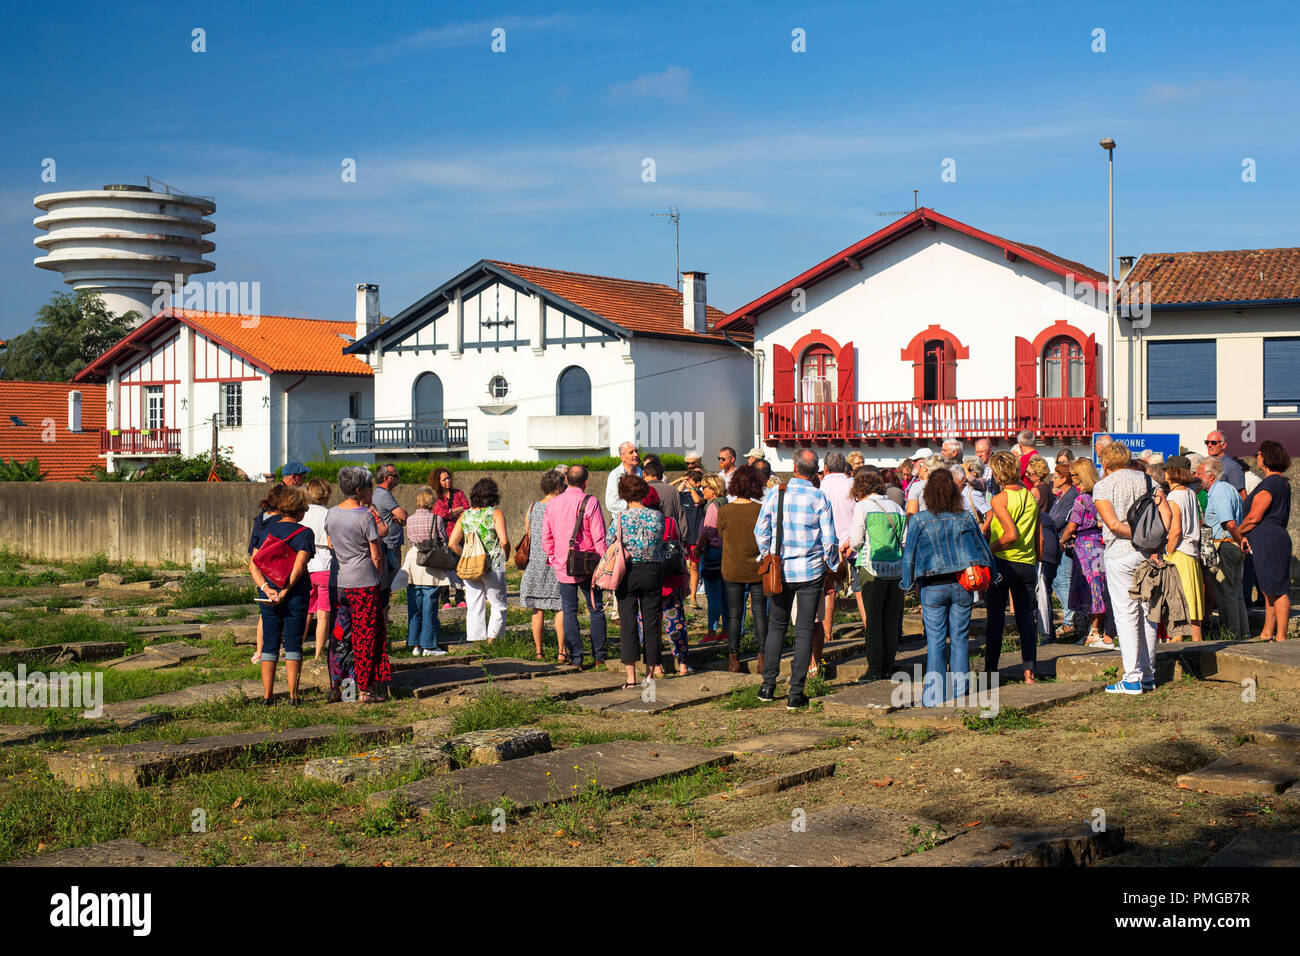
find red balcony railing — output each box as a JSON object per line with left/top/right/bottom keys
{"left": 762, "top": 396, "right": 1104, "bottom": 444}
{"left": 99, "top": 428, "right": 182, "bottom": 456}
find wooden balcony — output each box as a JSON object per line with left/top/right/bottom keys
{"left": 99, "top": 428, "right": 182, "bottom": 456}
{"left": 762, "top": 396, "right": 1105, "bottom": 445}
{"left": 329, "top": 419, "right": 469, "bottom": 454}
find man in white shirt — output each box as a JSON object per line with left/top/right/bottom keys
{"left": 605, "top": 441, "right": 642, "bottom": 512}
{"left": 717, "top": 446, "right": 738, "bottom": 491}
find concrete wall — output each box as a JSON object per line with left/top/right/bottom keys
{"left": 0, "top": 472, "right": 625, "bottom": 566}
{"left": 632, "top": 337, "right": 754, "bottom": 458}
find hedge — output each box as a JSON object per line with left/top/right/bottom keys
{"left": 301, "top": 455, "right": 687, "bottom": 483}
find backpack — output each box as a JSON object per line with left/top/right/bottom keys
{"left": 456, "top": 509, "right": 493, "bottom": 581}
{"left": 1126, "top": 474, "right": 1168, "bottom": 552}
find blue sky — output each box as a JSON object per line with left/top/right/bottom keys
{"left": 2, "top": 0, "right": 1298, "bottom": 336}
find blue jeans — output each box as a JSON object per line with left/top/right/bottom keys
{"left": 702, "top": 572, "right": 729, "bottom": 631}
{"left": 1052, "top": 555, "right": 1075, "bottom": 630}
{"left": 406, "top": 585, "right": 441, "bottom": 651}
{"left": 920, "top": 581, "right": 973, "bottom": 706}
{"left": 559, "top": 579, "right": 607, "bottom": 666}
{"left": 260, "top": 587, "right": 309, "bottom": 662}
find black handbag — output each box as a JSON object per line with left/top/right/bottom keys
{"left": 564, "top": 495, "right": 602, "bottom": 578}
{"left": 415, "top": 516, "right": 459, "bottom": 571}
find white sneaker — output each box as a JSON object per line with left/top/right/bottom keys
{"left": 410, "top": 647, "right": 423, "bottom": 657}
{"left": 428, "top": 648, "right": 449, "bottom": 657}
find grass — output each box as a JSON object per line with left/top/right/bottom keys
{"left": 0, "top": 549, "right": 155, "bottom": 588}
{"left": 448, "top": 686, "right": 565, "bottom": 734}
{"left": 171, "top": 571, "right": 255, "bottom": 609}
{"left": 719, "top": 684, "right": 766, "bottom": 710}
{"left": 960, "top": 708, "right": 1044, "bottom": 733}
{"left": 902, "top": 822, "right": 947, "bottom": 856}
{"left": 546, "top": 727, "right": 651, "bottom": 748}
{"left": 0, "top": 612, "right": 137, "bottom": 651}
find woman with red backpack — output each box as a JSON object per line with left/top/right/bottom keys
{"left": 248, "top": 485, "right": 315, "bottom": 706}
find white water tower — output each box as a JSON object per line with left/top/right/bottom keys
{"left": 33, "top": 181, "right": 216, "bottom": 324}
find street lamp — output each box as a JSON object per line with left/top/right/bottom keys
{"left": 1099, "top": 138, "right": 1116, "bottom": 432}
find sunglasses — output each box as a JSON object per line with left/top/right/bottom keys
{"left": 1205, "top": 439, "right": 1223, "bottom": 446}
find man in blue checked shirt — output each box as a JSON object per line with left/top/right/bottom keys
{"left": 754, "top": 449, "right": 841, "bottom": 709}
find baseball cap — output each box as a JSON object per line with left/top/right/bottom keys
{"left": 745, "top": 447, "right": 766, "bottom": 460}
{"left": 281, "top": 461, "right": 310, "bottom": 477}
{"left": 907, "top": 448, "right": 935, "bottom": 461}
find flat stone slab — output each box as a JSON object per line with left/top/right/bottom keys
{"left": 305, "top": 742, "right": 451, "bottom": 784}
{"left": 1176, "top": 745, "right": 1300, "bottom": 796}
{"left": 718, "top": 728, "right": 842, "bottom": 757}
{"left": 1201, "top": 640, "right": 1300, "bottom": 690}
{"left": 1054, "top": 640, "right": 1239, "bottom": 682}
{"left": 576, "top": 670, "right": 760, "bottom": 714}
{"left": 0, "top": 641, "right": 128, "bottom": 664}
{"left": 443, "top": 727, "right": 551, "bottom": 765}
{"left": 50, "top": 723, "right": 410, "bottom": 788}
{"left": 1254, "top": 724, "right": 1300, "bottom": 749}
{"left": 1, "top": 839, "right": 187, "bottom": 868}
{"left": 132, "top": 624, "right": 203, "bottom": 639}
{"left": 1205, "top": 830, "right": 1300, "bottom": 867}
{"left": 498, "top": 668, "right": 630, "bottom": 700}
{"left": 818, "top": 679, "right": 1100, "bottom": 723}
{"left": 877, "top": 825, "right": 1125, "bottom": 868}
{"left": 202, "top": 622, "right": 260, "bottom": 644}
{"left": 103, "top": 641, "right": 210, "bottom": 670}
{"left": 696, "top": 804, "right": 946, "bottom": 866}
{"left": 92, "top": 679, "right": 252, "bottom": 721}
{"left": 368, "top": 740, "right": 731, "bottom": 814}
{"left": 389, "top": 658, "right": 573, "bottom": 699}
{"left": 729, "top": 762, "right": 837, "bottom": 797}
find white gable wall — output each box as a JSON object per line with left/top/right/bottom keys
{"left": 631, "top": 338, "right": 754, "bottom": 458}
{"left": 751, "top": 225, "right": 1108, "bottom": 468}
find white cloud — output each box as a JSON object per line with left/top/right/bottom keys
{"left": 608, "top": 66, "right": 692, "bottom": 102}
{"left": 366, "top": 13, "right": 574, "bottom": 58}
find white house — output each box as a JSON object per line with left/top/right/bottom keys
{"left": 714, "top": 208, "right": 1112, "bottom": 469}
{"left": 74, "top": 308, "right": 374, "bottom": 477}
{"left": 337, "top": 262, "right": 753, "bottom": 462}
{"left": 1113, "top": 247, "right": 1300, "bottom": 455}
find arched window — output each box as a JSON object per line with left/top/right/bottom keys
{"left": 799, "top": 345, "right": 836, "bottom": 402}
{"left": 1043, "top": 336, "right": 1084, "bottom": 398}
{"left": 412, "top": 372, "right": 444, "bottom": 421}
{"left": 556, "top": 366, "right": 591, "bottom": 415}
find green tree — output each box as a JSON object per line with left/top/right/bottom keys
{"left": 0, "top": 290, "right": 139, "bottom": 381}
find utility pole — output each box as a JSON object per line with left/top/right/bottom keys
{"left": 652, "top": 207, "right": 680, "bottom": 294}
{"left": 207, "top": 414, "right": 221, "bottom": 482}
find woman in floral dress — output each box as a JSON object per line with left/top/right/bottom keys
{"left": 1060, "top": 458, "right": 1112, "bottom": 647}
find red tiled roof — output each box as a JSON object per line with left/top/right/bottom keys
{"left": 0, "top": 382, "right": 107, "bottom": 480}
{"left": 488, "top": 261, "right": 748, "bottom": 343}
{"left": 718, "top": 208, "right": 1106, "bottom": 330}
{"left": 1120, "top": 248, "right": 1300, "bottom": 305}
{"left": 76, "top": 310, "right": 372, "bottom": 381}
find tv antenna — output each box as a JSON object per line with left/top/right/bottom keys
{"left": 877, "top": 189, "right": 920, "bottom": 216}
{"left": 652, "top": 206, "right": 680, "bottom": 293}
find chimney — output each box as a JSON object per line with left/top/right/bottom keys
{"left": 355, "top": 283, "right": 380, "bottom": 341}
{"left": 1118, "top": 256, "right": 1136, "bottom": 281}
{"left": 682, "top": 271, "right": 707, "bottom": 333}
{"left": 67, "top": 390, "right": 82, "bottom": 433}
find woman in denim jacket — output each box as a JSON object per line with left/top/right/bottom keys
{"left": 901, "top": 468, "right": 1001, "bottom": 706}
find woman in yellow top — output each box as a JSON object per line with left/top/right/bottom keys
{"left": 985, "top": 450, "right": 1043, "bottom": 684}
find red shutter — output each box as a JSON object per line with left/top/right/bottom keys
{"left": 941, "top": 342, "right": 957, "bottom": 401}
{"left": 1084, "top": 332, "right": 1098, "bottom": 431}
{"left": 837, "top": 341, "right": 855, "bottom": 438}
{"left": 772, "top": 344, "right": 795, "bottom": 439}
{"left": 1014, "top": 335, "right": 1038, "bottom": 431}
{"left": 912, "top": 350, "right": 925, "bottom": 403}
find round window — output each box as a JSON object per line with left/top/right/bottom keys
{"left": 488, "top": 375, "right": 509, "bottom": 400}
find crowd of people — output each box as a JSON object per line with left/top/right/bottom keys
{"left": 243, "top": 429, "right": 1293, "bottom": 707}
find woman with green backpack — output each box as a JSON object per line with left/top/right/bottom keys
{"left": 449, "top": 478, "right": 510, "bottom": 643}
{"left": 846, "top": 469, "right": 906, "bottom": 681}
